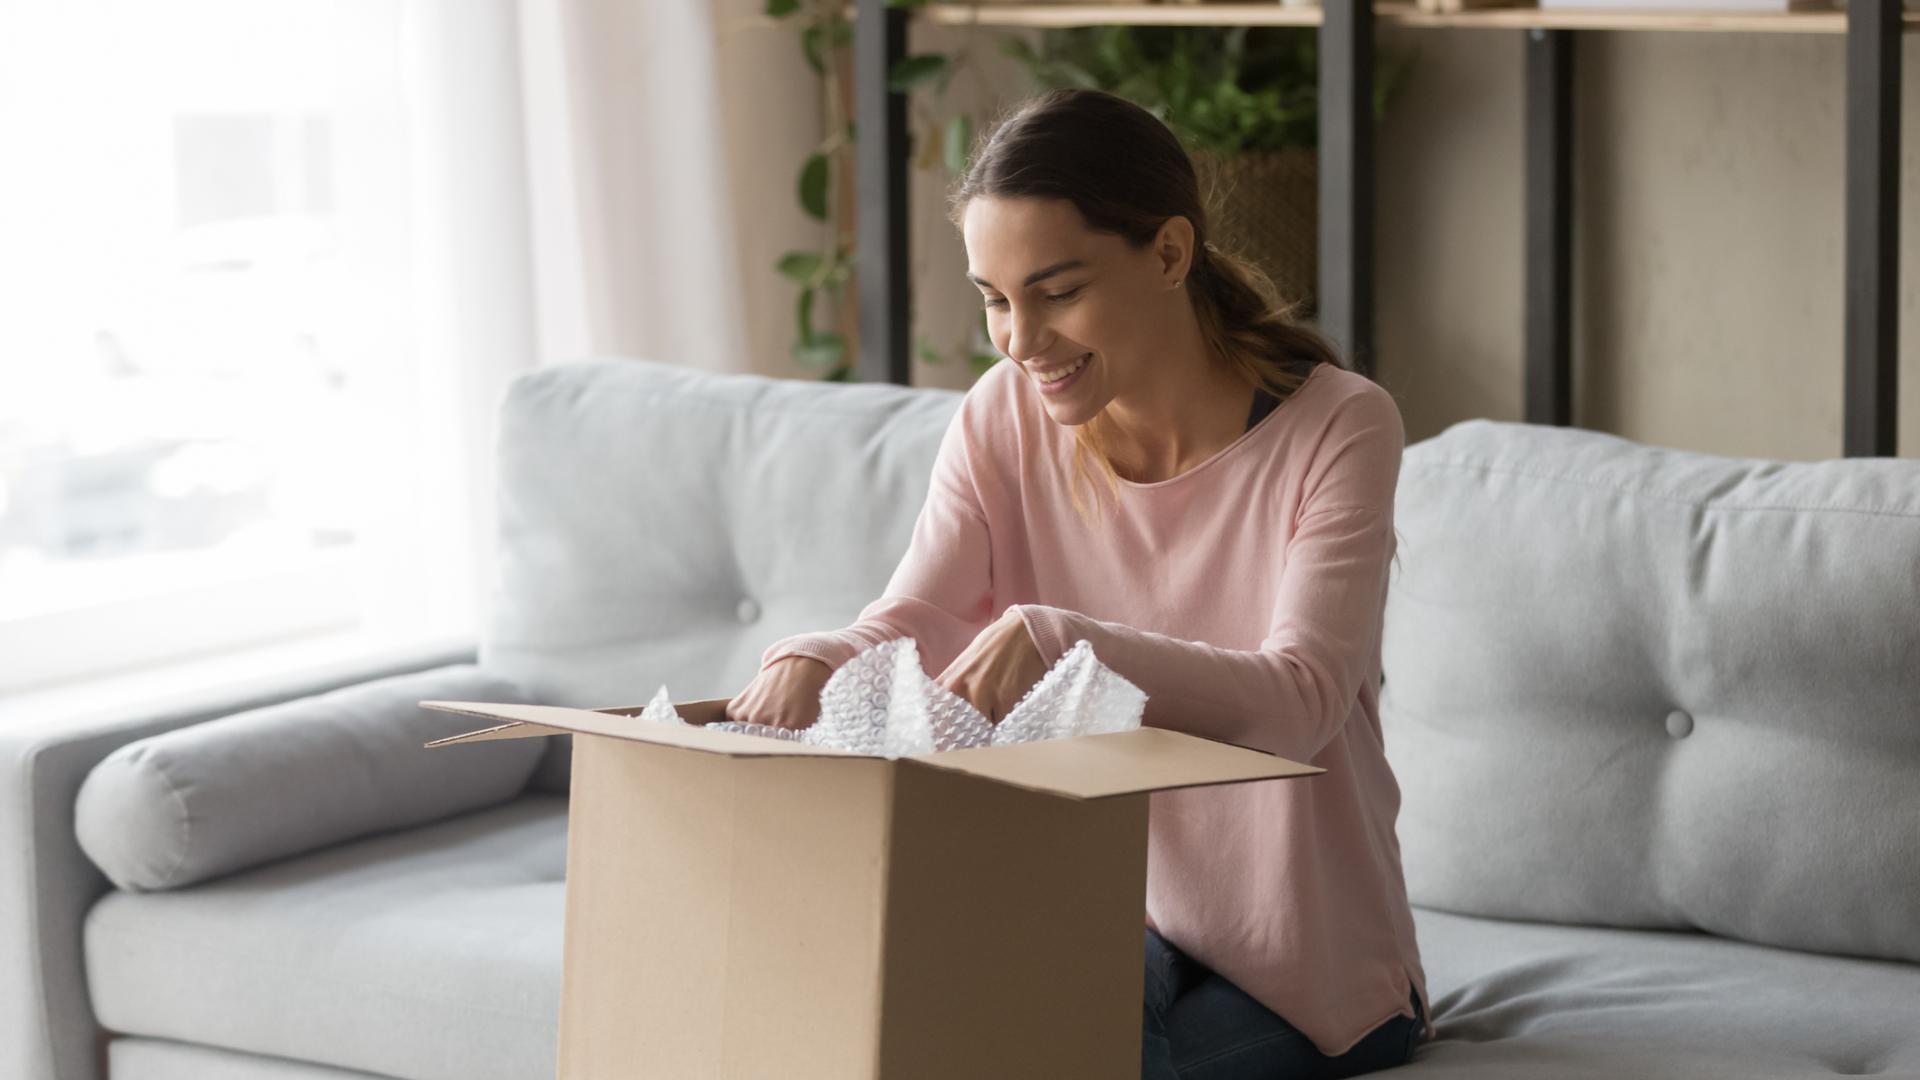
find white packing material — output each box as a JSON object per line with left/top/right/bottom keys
{"left": 640, "top": 637, "right": 1147, "bottom": 757}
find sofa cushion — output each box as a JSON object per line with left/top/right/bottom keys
{"left": 86, "top": 795, "right": 566, "bottom": 1080}
{"left": 75, "top": 664, "right": 543, "bottom": 891}
{"left": 1408, "top": 905, "right": 1920, "bottom": 1077}
{"left": 487, "top": 359, "right": 960, "bottom": 792}
{"left": 1383, "top": 420, "right": 1920, "bottom": 963}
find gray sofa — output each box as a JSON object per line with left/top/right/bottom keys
{"left": 4, "top": 358, "right": 1915, "bottom": 1080}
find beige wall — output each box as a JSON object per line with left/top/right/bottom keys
{"left": 727, "top": 19, "right": 1919, "bottom": 461}
{"left": 1374, "top": 27, "right": 1918, "bottom": 461}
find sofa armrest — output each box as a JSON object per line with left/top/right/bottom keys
{"left": 0, "top": 641, "right": 476, "bottom": 1080}
{"left": 75, "top": 663, "right": 543, "bottom": 893}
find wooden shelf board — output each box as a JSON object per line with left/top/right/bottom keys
{"left": 920, "top": 2, "right": 1920, "bottom": 34}
{"left": 921, "top": 2, "right": 1319, "bottom": 26}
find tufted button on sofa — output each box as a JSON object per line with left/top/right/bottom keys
{"left": 4, "top": 359, "right": 1916, "bottom": 1080}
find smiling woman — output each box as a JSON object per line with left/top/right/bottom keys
{"left": 950, "top": 88, "right": 1341, "bottom": 516}
{"left": 738, "top": 88, "right": 1429, "bottom": 1080}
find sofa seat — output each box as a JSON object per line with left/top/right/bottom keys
{"left": 85, "top": 795, "right": 568, "bottom": 1080}
{"left": 1411, "top": 906, "right": 1920, "bottom": 1078}
{"left": 76, "top": 784, "right": 1920, "bottom": 1080}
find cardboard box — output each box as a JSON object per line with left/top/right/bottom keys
{"left": 422, "top": 697, "right": 1323, "bottom": 1079}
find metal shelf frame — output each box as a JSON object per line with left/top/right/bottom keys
{"left": 852, "top": 0, "right": 1905, "bottom": 456}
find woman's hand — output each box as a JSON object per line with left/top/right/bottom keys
{"left": 726, "top": 656, "right": 833, "bottom": 731}
{"left": 937, "top": 608, "right": 1049, "bottom": 724}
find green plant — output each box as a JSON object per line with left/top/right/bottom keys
{"left": 1000, "top": 26, "right": 1412, "bottom": 155}
{"left": 766, "top": 0, "right": 993, "bottom": 382}
{"left": 916, "top": 309, "right": 1003, "bottom": 380}
{"left": 883, "top": 3, "right": 1006, "bottom": 380}
{"left": 758, "top": 14, "right": 1412, "bottom": 385}
{"left": 762, "top": 0, "right": 855, "bottom": 381}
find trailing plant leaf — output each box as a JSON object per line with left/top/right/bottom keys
{"left": 942, "top": 114, "right": 972, "bottom": 177}
{"left": 800, "top": 19, "right": 849, "bottom": 76}
{"left": 777, "top": 251, "right": 823, "bottom": 284}
{"left": 799, "top": 152, "right": 830, "bottom": 221}
{"left": 888, "top": 54, "right": 948, "bottom": 93}
{"left": 793, "top": 331, "right": 847, "bottom": 370}
{"left": 800, "top": 23, "right": 825, "bottom": 75}
{"left": 777, "top": 7, "right": 861, "bottom": 382}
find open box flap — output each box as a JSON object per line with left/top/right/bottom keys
{"left": 906, "top": 726, "right": 1322, "bottom": 801}
{"left": 422, "top": 702, "right": 1323, "bottom": 794}
{"left": 418, "top": 700, "right": 856, "bottom": 758}
{"left": 423, "top": 718, "right": 572, "bottom": 746}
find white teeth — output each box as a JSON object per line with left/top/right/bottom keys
{"left": 1038, "top": 354, "right": 1090, "bottom": 384}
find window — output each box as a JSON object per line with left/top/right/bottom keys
{"left": 0, "top": 0, "right": 490, "bottom": 694}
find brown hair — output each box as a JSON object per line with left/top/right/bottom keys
{"left": 948, "top": 87, "right": 1346, "bottom": 523}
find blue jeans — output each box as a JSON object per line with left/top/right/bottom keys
{"left": 1142, "top": 928, "right": 1424, "bottom": 1080}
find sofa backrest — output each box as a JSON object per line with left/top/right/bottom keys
{"left": 1382, "top": 419, "right": 1920, "bottom": 964}
{"left": 484, "top": 359, "right": 960, "bottom": 791}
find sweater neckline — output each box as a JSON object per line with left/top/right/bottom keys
{"left": 1108, "top": 362, "right": 1327, "bottom": 491}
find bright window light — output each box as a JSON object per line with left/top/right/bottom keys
{"left": 0, "top": 0, "right": 474, "bottom": 693}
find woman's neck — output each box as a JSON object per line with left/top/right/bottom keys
{"left": 1099, "top": 317, "right": 1255, "bottom": 485}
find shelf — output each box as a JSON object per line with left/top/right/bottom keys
{"left": 921, "top": 2, "right": 1920, "bottom": 34}
{"left": 876, "top": 0, "right": 1907, "bottom": 453}
{"left": 923, "top": 2, "right": 1319, "bottom": 26}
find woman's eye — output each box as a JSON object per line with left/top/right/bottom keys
{"left": 982, "top": 296, "right": 1007, "bottom": 309}
{"left": 983, "top": 286, "right": 1090, "bottom": 307}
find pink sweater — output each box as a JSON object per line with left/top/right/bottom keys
{"left": 760, "top": 358, "right": 1430, "bottom": 1056}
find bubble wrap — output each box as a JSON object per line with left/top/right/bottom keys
{"left": 640, "top": 637, "right": 1146, "bottom": 758}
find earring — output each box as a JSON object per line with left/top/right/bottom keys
{"left": 1172, "top": 279, "right": 1183, "bottom": 289}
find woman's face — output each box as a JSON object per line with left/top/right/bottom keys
{"left": 961, "top": 195, "right": 1185, "bottom": 427}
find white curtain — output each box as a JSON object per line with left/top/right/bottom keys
{"left": 518, "top": 0, "right": 755, "bottom": 375}
{"left": 0, "top": 0, "right": 773, "bottom": 699}
{"left": 380, "top": 0, "right": 772, "bottom": 642}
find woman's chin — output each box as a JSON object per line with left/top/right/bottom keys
{"left": 1040, "top": 397, "right": 1102, "bottom": 428}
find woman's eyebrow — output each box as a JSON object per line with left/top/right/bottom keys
{"left": 966, "top": 259, "right": 1088, "bottom": 290}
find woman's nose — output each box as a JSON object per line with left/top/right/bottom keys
{"left": 1005, "top": 304, "right": 1051, "bottom": 362}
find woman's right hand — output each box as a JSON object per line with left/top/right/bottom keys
{"left": 725, "top": 656, "right": 833, "bottom": 731}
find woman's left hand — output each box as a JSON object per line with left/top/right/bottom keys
{"left": 936, "top": 608, "right": 1050, "bottom": 725}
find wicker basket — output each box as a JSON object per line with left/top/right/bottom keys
{"left": 1193, "top": 147, "right": 1319, "bottom": 312}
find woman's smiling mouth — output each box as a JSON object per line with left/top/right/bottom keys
{"left": 1034, "top": 353, "right": 1092, "bottom": 394}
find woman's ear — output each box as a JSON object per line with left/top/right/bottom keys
{"left": 1152, "top": 215, "right": 1196, "bottom": 288}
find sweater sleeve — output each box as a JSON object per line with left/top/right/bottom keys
{"left": 1013, "top": 386, "right": 1404, "bottom": 764}
{"left": 758, "top": 393, "right": 996, "bottom": 678}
